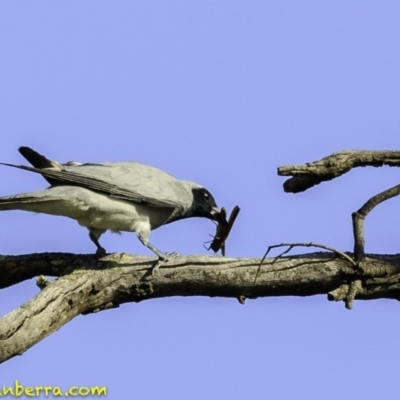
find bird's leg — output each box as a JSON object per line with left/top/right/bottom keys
{"left": 89, "top": 229, "right": 106, "bottom": 256}
{"left": 139, "top": 238, "right": 168, "bottom": 259}
{"left": 138, "top": 235, "right": 179, "bottom": 275}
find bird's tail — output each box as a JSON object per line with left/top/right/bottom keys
{"left": 17, "top": 147, "right": 63, "bottom": 185}
{"left": 18, "top": 147, "right": 59, "bottom": 169}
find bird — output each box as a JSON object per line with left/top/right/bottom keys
{"left": 0, "top": 147, "right": 221, "bottom": 273}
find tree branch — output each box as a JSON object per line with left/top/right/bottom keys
{"left": 278, "top": 150, "right": 400, "bottom": 193}
{"left": 1, "top": 251, "right": 400, "bottom": 364}
{"left": 352, "top": 184, "right": 400, "bottom": 260}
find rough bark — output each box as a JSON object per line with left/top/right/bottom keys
{"left": 1, "top": 251, "right": 400, "bottom": 364}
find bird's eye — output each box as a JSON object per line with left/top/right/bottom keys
{"left": 204, "top": 192, "right": 209, "bottom": 200}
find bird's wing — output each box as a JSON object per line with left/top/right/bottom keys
{"left": 0, "top": 162, "right": 191, "bottom": 210}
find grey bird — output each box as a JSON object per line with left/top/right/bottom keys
{"left": 0, "top": 147, "right": 221, "bottom": 272}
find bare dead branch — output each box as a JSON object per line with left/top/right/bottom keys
{"left": 351, "top": 183, "right": 400, "bottom": 259}
{"left": 278, "top": 150, "right": 400, "bottom": 193}
{"left": 1, "top": 251, "right": 400, "bottom": 364}
{"left": 0, "top": 252, "right": 102, "bottom": 289}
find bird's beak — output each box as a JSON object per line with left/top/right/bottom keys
{"left": 210, "top": 207, "right": 221, "bottom": 220}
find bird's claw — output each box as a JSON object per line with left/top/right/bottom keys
{"left": 151, "top": 252, "right": 181, "bottom": 275}
{"left": 95, "top": 248, "right": 107, "bottom": 257}
{"left": 163, "top": 251, "right": 180, "bottom": 260}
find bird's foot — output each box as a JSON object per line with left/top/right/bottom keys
{"left": 151, "top": 252, "right": 180, "bottom": 276}
{"left": 95, "top": 247, "right": 107, "bottom": 257}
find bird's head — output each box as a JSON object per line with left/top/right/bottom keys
{"left": 185, "top": 183, "right": 221, "bottom": 221}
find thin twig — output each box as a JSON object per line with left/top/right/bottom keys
{"left": 254, "top": 242, "right": 356, "bottom": 285}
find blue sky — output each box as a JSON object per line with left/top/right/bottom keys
{"left": 1, "top": 1, "right": 400, "bottom": 399}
